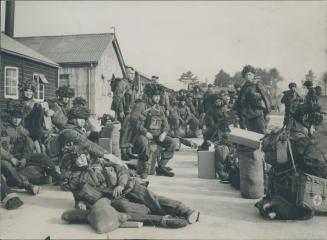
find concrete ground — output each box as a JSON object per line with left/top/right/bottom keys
{"left": 1, "top": 115, "right": 326, "bottom": 239}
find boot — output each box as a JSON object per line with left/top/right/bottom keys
{"left": 156, "top": 166, "right": 174, "bottom": 177}
{"left": 3, "top": 193, "right": 24, "bottom": 210}
{"left": 25, "top": 184, "right": 40, "bottom": 195}
{"left": 185, "top": 209, "right": 200, "bottom": 224}
{"left": 197, "top": 141, "right": 211, "bottom": 151}
{"left": 164, "top": 166, "right": 172, "bottom": 171}
{"left": 121, "top": 148, "right": 130, "bottom": 161}
{"left": 137, "top": 160, "right": 149, "bottom": 179}
{"left": 159, "top": 215, "right": 188, "bottom": 228}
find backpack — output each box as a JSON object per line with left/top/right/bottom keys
{"left": 261, "top": 128, "right": 289, "bottom": 166}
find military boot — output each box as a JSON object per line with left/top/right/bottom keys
{"left": 137, "top": 160, "right": 149, "bottom": 179}
{"left": 25, "top": 183, "right": 40, "bottom": 195}
{"left": 158, "top": 215, "right": 188, "bottom": 228}
{"left": 175, "top": 204, "right": 200, "bottom": 224}
{"left": 3, "top": 193, "right": 24, "bottom": 210}
{"left": 121, "top": 148, "right": 130, "bottom": 161}
{"left": 157, "top": 159, "right": 174, "bottom": 177}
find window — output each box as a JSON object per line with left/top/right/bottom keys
{"left": 33, "top": 73, "right": 48, "bottom": 101}
{"left": 4, "top": 66, "right": 19, "bottom": 99}
{"left": 59, "top": 74, "right": 70, "bottom": 86}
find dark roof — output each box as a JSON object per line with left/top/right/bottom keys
{"left": 1, "top": 33, "right": 58, "bottom": 67}
{"left": 15, "top": 33, "right": 116, "bottom": 64}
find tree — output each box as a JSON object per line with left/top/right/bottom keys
{"left": 231, "top": 71, "right": 244, "bottom": 86}
{"left": 214, "top": 70, "right": 231, "bottom": 87}
{"left": 305, "top": 70, "right": 316, "bottom": 82}
{"left": 178, "top": 71, "right": 198, "bottom": 87}
{"left": 320, "top": 71, "right": 327, "bottom": 96}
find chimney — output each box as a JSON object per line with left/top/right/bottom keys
{"left": 5, "top": 0, "right": 15, "bottom": 37}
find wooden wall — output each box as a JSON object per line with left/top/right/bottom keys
{"left": 0, "top": 52, "right": 58, "bottom": 110}
{"left": 94, "top": 41, "right": 124, "bottom": 116}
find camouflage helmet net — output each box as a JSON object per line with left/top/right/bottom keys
{"left": 143, "top": 83, "right": 163, "bottom": 96}
{"left": 6, "top": 99, "right": 29, "bottom": 118}
{"left": 67, "top": 106, "right": 90, "bottom": 120}
{"left": 72, "top": 96, "right": 88, "bottom": 107}
{"left": 241, "top": 65, "right": 256, "bottom": 77}
{"left": 56, "top": 85, "right": 75, "bottom": 98}
{"left": 18, "top": 78, "right": 37, "bottom": 93}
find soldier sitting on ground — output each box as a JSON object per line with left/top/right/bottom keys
{"left": 65, "top": 144, "right": 200, "bottom": 228}
{"left": 48, "top": 85, "right": 75, "bottom": 130}
{"left": 176, "top": 97, "right": 200, "bottom": 138}
{"left": 198, "top": 93, "right": 233, "bottom": 151}
{"left": 256, "top": 101, "right": 326, "bottom": 220}
{"left": 134, "top": 87, "right": 176, "bottom": 178}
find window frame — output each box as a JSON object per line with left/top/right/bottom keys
{"left": 33, "top": 73, "right": 45, "bottom": 102}
{"left": 4, "top": 66, "right": 19, "bottom": 99}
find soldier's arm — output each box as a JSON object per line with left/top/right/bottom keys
{"left": 114, "top": 165, "right": 129, "bottom": 188}
{"left": 160, "top": 111, "right": 169, "bottom": 134}
{"left": 61, "top": 129, "right": 107, "bottom": 158}
{"left": 0, "top": 146, "right": 14, "bottom": 162}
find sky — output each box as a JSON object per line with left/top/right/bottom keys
{"left": 1, "top": 1, "right": 327, "bottom": 90}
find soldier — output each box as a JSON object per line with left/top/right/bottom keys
{"left": 256, "top": 103, "right": 326, "bottom": 220}
{"left": 281, "top": 82, "right": 303, "bottom": 127}
{"left": 0, "top": 101, "right": 41, "bottom": 196}
{"left": 1, "top": 100, "right": 60, "bottom": 186}
{"left": 235, "top": 65, "right": 271, "bottom": 134}
{"left": 134, "top": 88, "right": 176, "bottom": 178}
{"left": 18, "top": 78, "right": 37, "bottom": 113}
{"left": 198, "top": 94, "right": 232, "bottom": 151}
{"left": 111, "top": 67, "right": 137, "bottom": 123}
{"left": 65, "top": 145, "right": 200, "bottom": 227}
{"left": 177, "top": 98, "right": 200, "bottom": 138}
{"left": 48, "top": 85, "right": 75, "bottom": 130}
{"left": 192, "top": 86, "right": 204, "bottom": 118}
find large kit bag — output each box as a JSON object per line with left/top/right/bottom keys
{"left": 297, "top": 173, "right": 327, "bottom": 212}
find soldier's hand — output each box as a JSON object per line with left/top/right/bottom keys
{"left": 76, "top": 201, "right": 87, "bottom": 211}
{"left": 145, "top": 132, "right": 153, "bottom": 140}
{"left": 159, "top": 132, "right": 167, "bottom": 142}
{"left": 19, "top": 158, "right": 27, "bottom": 168}
{"left": 119, "top": 112, "right": 125, "bottom": 119}
{"left": 10, "top": 157, "right": 19, "bottom": 167}
{"left": 113, "top": 185, "right": 124, "bottom": 198}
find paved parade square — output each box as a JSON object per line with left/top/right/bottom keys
{"left": 1, "top": 115, "right": 326, "bottom": 240}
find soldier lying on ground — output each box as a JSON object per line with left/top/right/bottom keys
{"left": 58, "top": 106, "right": 127, "bottom": 190}
{"left": 65, "top": 144, "right": 200, "bottom": 228}
{"left": 256, "top": 102, "right": 326, "bottom": 220}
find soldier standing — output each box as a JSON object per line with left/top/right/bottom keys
{"left": 134, "top": 89, "right": 176, "bottom": 178}
{"left": 111, "top": 67, "right": 137, "bottom": 123}
{"left": 235, "top": 65, "right": 271, "bottom": 134}
{"left": 281, "top": 82, "right": 303, "bottom": 127}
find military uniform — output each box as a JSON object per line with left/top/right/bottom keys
{"left": 235, "top": 81, "right": 271, "bottom": 134}
{"left": 281, "top": 89, "right": 302, "bottom": 126}
{"left": 176, "top": 103, "right": 199, "bottom": 138}
{"left": 111, "top": 77, "right": 137, "bottom": 123}
{"left": 68, "top": 160, "right": 198, "bottom": 225}
{"left": 134, "top": 104, "right": 176, "bottom": 176}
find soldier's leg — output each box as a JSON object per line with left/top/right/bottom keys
{"left": 247, "top": 116, "right": 266, "bottom": 134}
{"left": 128, "top": 184, "right": 199, "bottom": 223}
{"left": 111, "top": 197, "right": 151, "bottom": 215}
{"left": 188, "top": 117, "right": 199, "bottom": 137}
{"left": 155, "top": 136, "right": 176, "bottom": 177}
{"left": 134, "top": 135, "right": 150, "bottom": 178}
{"left": 0, "top": 161, "right": 40, "bottom": 195}
{"left": 27, "top": 153, "right": 61, "bottom": 184}
{"left": 120, "top": 116, "right": 132, "bottom": 160}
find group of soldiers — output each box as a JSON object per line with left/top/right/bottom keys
{"left": 1, "top": 63, "right": 326, "bottom": 228}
